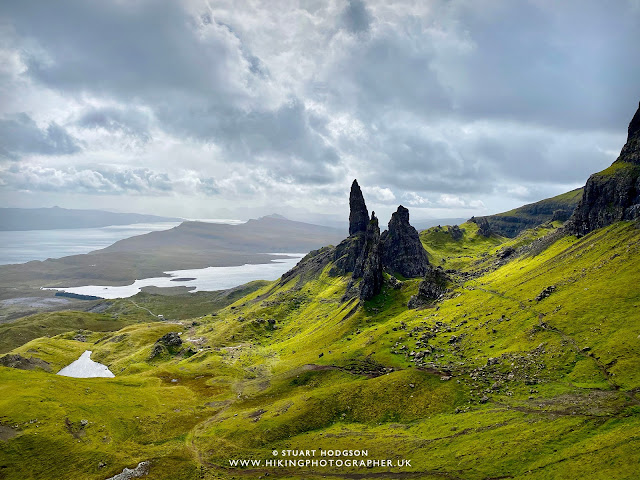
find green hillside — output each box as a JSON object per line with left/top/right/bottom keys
{"left": 1, "top": 218, "right": 639, "bottom": 479}
{"left": 472, "top": 188, "right": 583, "bottom": 237}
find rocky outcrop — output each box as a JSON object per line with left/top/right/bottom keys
{"left": 354, "top": 213, "right": 384, "bottom": 301}
{"left": 380, "top": 205, "right": 430, "bottom": 278}
{"left": 449, "top": 225, "right": 463, "bottom": 240}
{"left": 568, "top": 101, "right": 640, "bottom": 236}
{"left": 331, "top": 233, "right": 365, "bottom": 275}
{"left": 407, "top": 267, "right": 449, "bottom": 308}
{"left": 0, "top": 354, "right": 51, "bottom": 371}
{"left": 471, "top": 216, "right": 493, "bottom": 237}
{"left": 349, "top": 179, "right": 369, "bottom": 235}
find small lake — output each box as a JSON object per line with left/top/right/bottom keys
{"left": 44, "top": 253, "right": 305, "bottom": 299}
{"left": 57, "top": 350, "right": 115, "bottom": 378}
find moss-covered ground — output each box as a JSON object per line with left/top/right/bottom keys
{"left": 1, "top": 221, "right": 639, "bottom": 479}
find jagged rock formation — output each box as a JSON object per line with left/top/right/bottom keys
{"left": 354, "top": 212, "right": 384, "bottom": 300}
{"left": 471, "top": 216, "right": 493, "bottom": 237}
{"left": 381, "top": 205, "right": 430, "bottom": 278}
{"left": 407, "top": 267, "right": 449, "bottom": 308}
{"left": 349, "top": 179, "right": 369, "bottom": 235}
{"left": 449, "top": 225, "right": 463, "bottom": 240}
{"left": 568, "top": 102, "right": 640, "bottom": 236}
{"left": 305, "top": 180, "right": 433, "bottom": 302}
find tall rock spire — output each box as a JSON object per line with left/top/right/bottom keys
{"left": 380, "top": 205, "right": 430, "bottom": 278}
{"left": 354, "top": 212, "right": 384, "bottom": 301}
{"left": 349, "top": 180, "right": 369, "bottom": 236}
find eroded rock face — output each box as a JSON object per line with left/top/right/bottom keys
{"left": 569, "top": 102, "right": 640, "bottom": 236}
{"left": 354, "top": 212, "right": 384, "bottom": 301}
{"left": 380, "top": 205, "right": 430, "bottom": 278}
{"left": 349, "top": 180, "right": 369, "bottom": 236}
{"left": 0, "top": 354, "right": 51, "bottom": 371}
{"left": 407, "top": 267, "right": 449, "bottom": 309}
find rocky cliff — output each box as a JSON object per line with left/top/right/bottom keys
{"left": 353, "top": 212, "right": 384, "bottom": 300}
{"left": 381, "top": 205, "right": 430, "bottom": 278}
{"left": 568, "top": 101, "right": 640, "bottom": 236}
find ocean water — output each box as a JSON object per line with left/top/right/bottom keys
{"left": 44, "top": 253, "right": 305, "bottom": 299}
{"left": 0, "top": 222, "right": 181, "bottom": 265}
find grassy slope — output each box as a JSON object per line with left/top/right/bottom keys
{"left": 1, "top": 222, "right": 639, "bottom": 479}
{"left": 0, "top": 281, "right": 267, "bottom": 354}
{"left": 477, "top": 188, "right": 583, "bottom": 237}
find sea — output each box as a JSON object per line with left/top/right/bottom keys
{"left": 1, "top": 221, "right": 304, "bottom": 298}
{"left": 0, "top": 222, "right": 182, "bottom": 265}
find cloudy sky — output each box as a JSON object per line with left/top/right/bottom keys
{"left": 1, "top": 0, "right": 639, "bottom": 227}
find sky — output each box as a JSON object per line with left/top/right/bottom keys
{"left": 1, "top": 0, "right": 639, "bottom": 227}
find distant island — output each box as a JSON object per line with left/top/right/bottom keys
{"left": 0, "top": 206, "right": 182, "bottom": 231}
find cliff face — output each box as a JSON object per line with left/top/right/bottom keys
{"left": 381, "top": 206, "right": 430, "bottom": 278}
{"left": 354, "top": 213, "right": 384, "bottom": 301}
{"left": 568, "top": 102, "right": 640, "bottom": 236}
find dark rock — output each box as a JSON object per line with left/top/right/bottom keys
{"left": 569, "top": 102, "right": 640, "bottom": 236}
{"left": 157, "top": 332, "right": 182, "bottom": 347}
{"left": 349, "top": 179, "right": 369, "bottom": 235}
{"left": 387, "top": 275, "right": 402, "bottom": 290}
{"left": 282, "top": 246, "right": 334, "bottom": 283}
{"left": 407, "top": 267, "right": 449, "bottom": 308}
{"left": 471, "top": 216, "right": 493, "bottom": 237}
{"left": 449, "top": 225, "right": 463, "bottom": 240}
{"left": 551, "top": 209, "right": 570, "bottom": 222}
{"left": 497, "top": 246, "right": 515, "bottom": 259}
{"left": 380, "top": 205, "right": 430, "bottom": 278}
{"left": 354, "top": 212, "right": 384, "bottom": 301}
{"left": 535, "top": 286, "right": 556, "bottom": 301}
{"left": 73, "top": 334, "right": 87, "bottom": 342}
{"left": 0, "top": 354, "right": 51, "bottom": 371}
{"left": 331, "top": 233, "right": 365, "bottom": 275}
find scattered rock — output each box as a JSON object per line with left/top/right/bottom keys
{"left": 73, "top": 334, "right": 87, "bottom": 342}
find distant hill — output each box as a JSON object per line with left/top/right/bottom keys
{"left": 0, "top": 216, "right": 346, "bottom": 288}
{"left": 0, "top": 206, "right": 182, "bottom": 231}
{"left": 100, "top": 215, "right": 346, "bottom": 254}
{"left": 469, "top": 188, "right": 583, "bottom": 237}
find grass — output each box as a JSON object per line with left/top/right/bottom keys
{"left": 1, "top": 220, "right": 639, "bottom": 479}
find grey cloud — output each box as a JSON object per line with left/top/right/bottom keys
{"left": 0, "top": 0, "right": 638, "bottom": 215}
{"left": 1, "top": 164, "right": 172, "bottom": 195}
{"left": 0, "top": 113, "right": 80, "bottom": 159}
{"left": 76, "top": 106, "right": 152, "bottom": 142}
{"left": 341, "top": 0, "right": 372, "bottom": 34}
